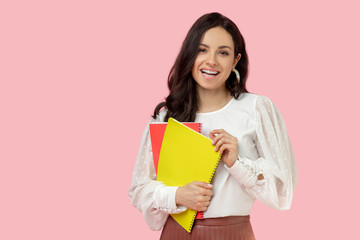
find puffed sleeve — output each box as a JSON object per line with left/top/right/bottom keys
{"left": 225, "top": 96, "right": 297, "bottom": 210}
{"left": 128, "top": 115, "right": 186, "bottom": 231}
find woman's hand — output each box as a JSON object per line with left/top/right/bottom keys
{"left": 209, "top": 129, "right": 238, "bottom": 168}
{"left": 175, "top": 181, "right": 213, "bottom": 211}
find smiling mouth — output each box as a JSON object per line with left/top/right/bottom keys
{"left": 201, "top": 69, "right": 220, "bottom": 77}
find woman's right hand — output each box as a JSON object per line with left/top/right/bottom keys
{"left": 175, "top": 181, "right": 213, "bottom": 211}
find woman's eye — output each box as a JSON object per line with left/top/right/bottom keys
{"left": 198, "top": 48, "right": 207, "bottom": 53}
{"left": 220, "top": 51, "right": 229, "bottom": 56}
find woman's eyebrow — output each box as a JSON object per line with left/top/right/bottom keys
{"left": 219, "top": 46, "right": 232, "bottom": 50}
{"left": 199, "top": 43, "right": 232, "bottom": 50}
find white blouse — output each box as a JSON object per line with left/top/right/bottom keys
{"left": 128, "top": 93, "right": 297, "bottom": 231}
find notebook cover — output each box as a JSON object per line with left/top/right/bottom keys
{"left": 149, "top": 121, "right": 204, "bottom": 220}
{"left": 149, "top": 122, "right": 201, "bottom": 173}
{"left": 157, "top": 118, "right": 221, "bottom": 233}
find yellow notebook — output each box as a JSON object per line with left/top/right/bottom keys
{"left": 157, "top": 118, "right": 221, "bottom": 233}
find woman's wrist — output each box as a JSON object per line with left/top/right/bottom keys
{"left": 224, "top": 157, "right": 238, "bottom": 168}
{"left": 175, "top": 186, "right": 184, "bottom": 206}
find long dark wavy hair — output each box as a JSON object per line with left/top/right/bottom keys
{"left": 153, "top": 12, "right": 249, "bottom": 122}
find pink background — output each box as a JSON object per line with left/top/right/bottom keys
{"left": 1, "top": 0, "right": 359, "bottom": 239}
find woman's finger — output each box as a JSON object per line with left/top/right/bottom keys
{"left": 211, "top": 133, "right": 229, "bottom": 146}
{"left": 209, "top": 129, "right": 225, "bottom": 142}
{"left": 213, "top": 135, "right": 236, "bottom": 151}
{"left": 214, "top": 138, "right": 224, "bottom": 151}
{"left": 210, "top": 129, "right": 225, "bottom": 135}
{"left": 192, "top": 181, "right": 213, "bottom": 189}
{"left": 219, "top": 143, "right": 233, "bottom": 155}
{"left": 202, "top": 188, "right": 213, "bottom": 197}
{"left": 211, "top": 133, "right": 223, "bottom": 146}
{"left": 203, "top": 195, "right": 212, "bottom": 202}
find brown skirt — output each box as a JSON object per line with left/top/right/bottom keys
{"left": 159, "top": 215, "right": 256, "bottom": 240}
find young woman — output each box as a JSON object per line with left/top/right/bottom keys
{"left": 129, "top": 12, "right": 297, "bottom": 240}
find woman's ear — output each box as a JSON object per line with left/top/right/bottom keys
{"left": 233, "top": 53, "right": 241, "bottom": 68}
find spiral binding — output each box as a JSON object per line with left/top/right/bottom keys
{"left": 189, "top": 156, "right": 221, "bottom": 232}
{"left": 196, "top": 211, "right": 204, "bottom": 219}
{"left": 208, "top": 155, "right": 221, "bottom": 184}
{"left": 189, "top": 213, "right": 197, "bottom": 232}
{"left": 190, "top": 141, "right": 221, "bottom": 232}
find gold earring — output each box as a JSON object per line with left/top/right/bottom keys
{"left": 233, "top": 69, "right": 240, "bottom": 83}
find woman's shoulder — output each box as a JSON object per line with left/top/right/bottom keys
{"left": 233, "top": 92, "right": 271, "bottom": 108}
{"left": 152, "top": 107, "right": 168, "bottom": 123}
{"left": 240, "top": 92, "right": 277, "bottom": 105}
{"left": 231, "top": 93, "right": 277, "bottom": 118}
{"left": 238, "top": 92, "right": 273, "bottom": 101}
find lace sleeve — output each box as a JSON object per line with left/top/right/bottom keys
{"left": 225, "top": 96, "right": 297, "bottom": 210}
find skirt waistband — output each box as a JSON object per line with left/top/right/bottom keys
{"left": 160, "top": 215, "right": 255, "bottom": 240}
{"left": 194, "top": 215, "right": 250, "bottom": 226}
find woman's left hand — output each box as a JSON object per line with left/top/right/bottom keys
{"left": 209, "top": 129, "right": 238, "bottom": 168}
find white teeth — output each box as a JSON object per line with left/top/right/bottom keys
{"left": 202, "top": 70, "right": 219, "bottom": 75}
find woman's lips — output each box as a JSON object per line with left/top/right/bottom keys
{"left": 201, "top": 69, "right": 220, "bottom": 80}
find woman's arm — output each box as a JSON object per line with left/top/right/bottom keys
{"left": 210, "top": 96, "right": 297, "bottom": 210}
{"left": 128, "top": 118, "right": 186, "bottom": 231}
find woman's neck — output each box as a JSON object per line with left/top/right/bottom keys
{"left": 197, "top": 88, "right": 232, "bottom": 113}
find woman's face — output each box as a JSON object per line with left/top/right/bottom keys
{"left": 192, "top": 26, "right": 240, "bottom": 94}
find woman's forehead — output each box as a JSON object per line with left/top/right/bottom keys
{"left": 200, "top": 27, "right": 234, "bottom": 48}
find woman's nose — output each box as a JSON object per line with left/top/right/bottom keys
{"left": 206, "top": 52, "right": 217, "bottom": 66}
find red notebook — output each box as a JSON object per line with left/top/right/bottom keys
{"left": 149, "top": 122, "right": 204, "bottom": 219}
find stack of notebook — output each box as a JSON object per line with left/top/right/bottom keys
{"left": 149, "top": 118, "right": 221, "bottom": 233}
